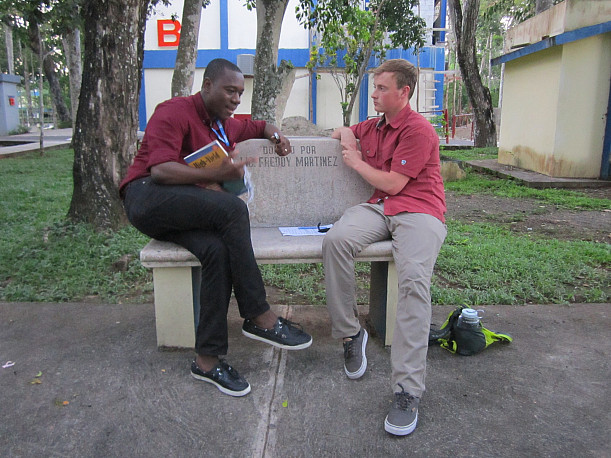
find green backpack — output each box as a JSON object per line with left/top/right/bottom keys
{"left": 429, "top": 306, "right": 513, "bottom": 356}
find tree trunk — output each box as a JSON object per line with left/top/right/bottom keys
{"left": 452, "top": 50, "right": 458, "bottom": 117}
{"left": 43, "top": 53, "right": 71, "bottom": 123}
{"left": 62, "top": 29, "right": 83, "bottom": 129}
{"left": 68, "top": 0, "right": 150, "bottom": 230}
{"left": 479, "top": 33, "right": 490, "bottom": 78}
{"left": 28, "top": 21, "right": 72, "bottom": 124}
{"left": 18, "top": 40, "right": 32, "bottom": 126}
{"left": 51, "top": 98, "right": 58, "bottom": 130}
{"left": 4, "top": 24, "right": 14, "bottom": 74}
{"left": 448, "top": 0, "right": 496, "bottom": 147}
{"left": 487, "top": 33, "right": 492, "bottom": 87}
{"left": 251, "top": 0, "right": 294, "bottom": 126}
{"left": 342, "top": 44, "right": 372, "bottom": 126}
{"left": 37, "top": 30, "right": 44, "bottom": 151}
{"left": 171, "top": 0, "right": 203, "bottom": 97}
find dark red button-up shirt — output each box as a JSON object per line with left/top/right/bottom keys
{"left": 120, "top": 93, "right": 266, "bottom": 194}
{"left": 351, "top": 103, "right": 446, "bottom": 223}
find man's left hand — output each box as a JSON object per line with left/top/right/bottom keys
{"left": 274, "top": 133, "right": 292, "bottom": 157}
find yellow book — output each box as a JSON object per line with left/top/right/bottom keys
{"left": 184, "top": 140, "right": 228, "bottom": 168}
{"left": 184, "top": 140, "right": 247, "bottom": 195}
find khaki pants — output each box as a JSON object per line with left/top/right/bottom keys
{"left": 322, "top": 203, "right": 446, "bottom": 396}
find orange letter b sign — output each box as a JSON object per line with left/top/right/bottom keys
{"left": 157, "top": 19, "right": 181, "bottom": 47}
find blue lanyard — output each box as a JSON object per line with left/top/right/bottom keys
{"left": 210, "top": 119, "right": 230, "bottom": 147}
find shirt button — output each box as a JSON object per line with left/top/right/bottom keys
{"left": 385, "top": 196, "right": 389, "bottom": 199}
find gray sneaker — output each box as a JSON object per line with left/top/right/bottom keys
{"left": 384, "top": 385, "right": 419, "bottom": 436}
{"left": 343, "top": 328, "right": 368, "bottom": 379}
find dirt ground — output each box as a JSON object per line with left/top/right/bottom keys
{"left": 446, "top": 188, "right": 611, "bottom": 243}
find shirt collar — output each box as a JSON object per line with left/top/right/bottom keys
{"left": 376, "top": 103, "right": 412, "bottom": 129}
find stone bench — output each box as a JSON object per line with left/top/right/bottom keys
{"left": 140, "top": 137, "right": 399, "bottom": 349}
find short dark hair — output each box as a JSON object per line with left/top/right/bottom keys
{"left": 203, "top": 58, "right": 242, "bottom": 82}
{"left": 373, "top": 59, "right": 418, "bottom": 99}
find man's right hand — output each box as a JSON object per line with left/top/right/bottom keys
{"left": 216, "top": 156, "right": 247, "bottom": 181}
{"left": 333, "top": 127, "right": 359, "bottom": 152}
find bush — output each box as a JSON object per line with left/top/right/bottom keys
{"left": 8, "top": 125, "right": 30, "bottom": 135}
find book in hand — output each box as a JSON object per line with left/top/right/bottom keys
{"left": 184, "top": 140, "right": 247, "bottom": 195}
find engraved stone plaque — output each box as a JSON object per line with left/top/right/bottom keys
{"left": 235, "top": 137, "right": 374, "bottom": 227}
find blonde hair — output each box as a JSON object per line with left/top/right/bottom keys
{"left": 373, "top": 59, "right": 418, "bottom": 99}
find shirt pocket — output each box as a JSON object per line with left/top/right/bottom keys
{"left": 360, "top": 139, "right": 376, "bottom": 158}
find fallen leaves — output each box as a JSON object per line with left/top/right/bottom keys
{"left": 30, "top": 371, "right": 43, "bottom": 385}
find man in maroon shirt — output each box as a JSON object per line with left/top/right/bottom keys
{"left": 120, "top": 59, "right": 312, "bottom": 397}
{"left": 323, "top": 59, "right": 447, "bottom": 434}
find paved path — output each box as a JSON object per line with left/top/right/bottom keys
{"left": 0, "top": 128, "right": 73, "bottom": 158}
{"left": 466, "top": 159, "right": 611, "bottom": 189}
{"left": 1, "top": 301, "right": 609, "bottom": 457}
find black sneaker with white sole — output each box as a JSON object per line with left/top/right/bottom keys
{"left": 242, "top": 317, "right": 313, "bottom": 350}
{"left": 190, "top": 360, "right": 251, "bottom": 397}
{"left": 343, "top": 328, "right": 368, "bottom": 379}
{"left": 384, "top": 384, "right": 419, "bottom": 436}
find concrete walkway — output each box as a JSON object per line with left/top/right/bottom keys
{"left": 0, "top": 128, "right": 73, "bottom": 158}
{"left": 466, "top": 159, "right": 611, "bottom": 189}
{"left": 1, "top": 301, "right": 609, "bottom": 457}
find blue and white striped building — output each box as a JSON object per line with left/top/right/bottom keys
{"left": 140, "top": 0, "right": 447, "bottom": 130}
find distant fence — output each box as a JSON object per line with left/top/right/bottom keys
{"left": 419, "top": 109, "right": 473, "bottom": 144}
{"left": 420, "top": 109, "right": 450, "bottom": 144}
{"left": 451, "top": 113, "right": 474, "bottom": 141}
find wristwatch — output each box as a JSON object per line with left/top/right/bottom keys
{"left": 271, "top": 132, "right": 281, "bottom": 144}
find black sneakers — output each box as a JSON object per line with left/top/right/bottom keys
{"left": 191, "top": 317, "right": 311, "bottom": 396}
{"left": 384, "top": 384, "right": 419, "bottom": 436}
{"left": 242, "top": 317, "right": 313, "bottom": 350}
{"left": 190, "top": 360, "right": 251, "bottom": 397}
{"left": 343, "top": 328, "right": 368, "bottom": 379}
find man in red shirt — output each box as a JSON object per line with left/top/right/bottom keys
{"left": 120, "top": 58, "right": 312, "bottom": 397}
{"left": 323, "top": 59, "right": 446, "bottom": 435}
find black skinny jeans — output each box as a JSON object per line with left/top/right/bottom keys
{"left": 123, "top": 177, "right": 270, "bottom": 356}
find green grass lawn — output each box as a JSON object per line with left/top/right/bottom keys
{"left": 0, "top": 149, "right": 152, "bottom": 303}
{"left": 445, "top": 172, "right": 611, "bottom": 210}
{"left": 0, "top": 148, "right": 609, "bottom": 305}
{"left": 440, "top": 146, "right": 498, "bottom": 162}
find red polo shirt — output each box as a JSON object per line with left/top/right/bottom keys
{"left": 119, "top": 93, "right": 266, "bottom": 194}
{"left": 351, "top": 104, "right": 446, "bottom": 223}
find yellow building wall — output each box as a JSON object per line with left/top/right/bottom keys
{"left": 498, "top": 47, "right": 562, "bottom": 173}
{"left": 553, "top": 34, "right": 611, "bottom": 177}
{"left": 499, "top": 33, "right": 611, "bottom": 178}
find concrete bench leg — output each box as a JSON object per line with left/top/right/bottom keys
{"left": 368, "top": 261, "right": 398, "bottom": 346}
{"left": 151, "top": 266, "right": 199, "bottom": 348}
